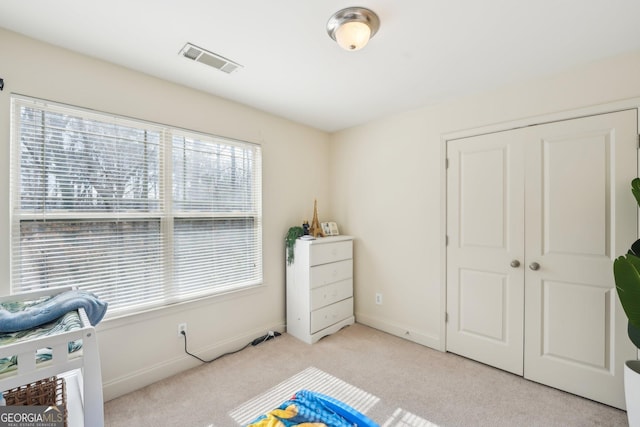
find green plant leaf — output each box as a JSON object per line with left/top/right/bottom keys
{"left": 613, "top": 179, "right": 640, "bottom": 348}
{"left": 613, "top": 254, "right": 640, "bottom": 331}
{"left": 285, "top": 226, "right": 304, "bottom": 265}
{"left": 630, "top": 238, "right": 640, "bottom": 257}
{"left": 632, "top": 178, "right": 640, "bottom": 207}
{"left": 629, "top": 322, "right": 640, "bottom": 349}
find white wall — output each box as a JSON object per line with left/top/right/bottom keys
{"left": 0, "top": 29, "right": 332, "bottom": 400}
{"left": 5, "top": 25, "right": 640, "bottom": 402}
{"left": 330, "top": 50, "right": 640, "bottom": 351}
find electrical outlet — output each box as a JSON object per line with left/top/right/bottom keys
{"left": 177, "top": 323, "right": 187, "bottom": 337}
{"left": 375, "top": 293, "right": 382, "bottom": 305}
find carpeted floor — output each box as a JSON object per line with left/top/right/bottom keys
{"left": 104, "top": 323, "right": 628, "bottom": 426}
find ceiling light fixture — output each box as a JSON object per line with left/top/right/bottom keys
{"left": 327, "top": 7, "right": 380, "bottom": 51}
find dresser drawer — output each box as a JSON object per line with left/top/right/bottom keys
{"left": 310, "top": 297, "right": 353, "bottom": 334}
{"left": 310, "top": 279, "right": 353, "bottom": 311}
{"left": 310, "top": 259, "right": 352, "bottom": 289}
{"left": 310, "top": 241, "right": 352, "bottom": 266}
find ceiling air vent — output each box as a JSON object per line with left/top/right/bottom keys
{"left": 180, "top": 43, "right": 242, "bottom": 74}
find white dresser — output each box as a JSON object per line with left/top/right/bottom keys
{"left": 286, "top": 235, "right": 354, "bottom": 344}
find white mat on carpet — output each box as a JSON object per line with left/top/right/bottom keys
{"left": 382, "top": 408, "right": 439, "bottom": 427}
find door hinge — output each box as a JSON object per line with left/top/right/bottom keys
{"left": 445, "top": 312, "right": 449, "bottom": 323}
{"left": 445, "top": 158, "right": 449, "bottom": 169}
{"left": 638, "top": 134, "right": 640, "bottom": 149}
{"left": 445, "top": 235, "right": 449, "bottom": 246}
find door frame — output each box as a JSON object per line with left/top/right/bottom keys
{"left": 440, "top": 98, "right": 640, "bottom": 353}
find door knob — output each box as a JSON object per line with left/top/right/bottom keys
{"left": 510, "top": 260, "right": 520, "bottom": 268}
{"left": 529, "top": 262, "right": 540, "bottom": 271}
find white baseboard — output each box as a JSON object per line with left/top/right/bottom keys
{"left": 102, "top": 316, "right": 440, "bottom": 401}
{"left": 355, "top": 313, "right": 441, "bottom": 351}
{"left": 102, "top": 322, "right": 285, "bottom": 401}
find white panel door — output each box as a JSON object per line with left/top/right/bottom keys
{"left": 446, "top": 109, "right": 638, "bottom": 409}
{"left": 446, "top": 129, "right": 526, "bottom": 375}
{"left": 523, "top": 110, "right": 638, "bottom": 409}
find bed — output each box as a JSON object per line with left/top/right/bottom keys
{"left": 0, "top": 286, "right": 105, "bottom": 427}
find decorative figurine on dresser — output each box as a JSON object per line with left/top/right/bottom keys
{"left": 308, "top": 199, "right": 325, "bottom": 238}
{"left": 286, "top": 232, "right": 354, "bottom": 344}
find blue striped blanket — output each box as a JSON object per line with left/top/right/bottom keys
{"left": 0, "top": 290, "right": 107, "bottom": 333}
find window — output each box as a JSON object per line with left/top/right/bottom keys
{"left": 10, "top": 95, "right": 262, "bottom": 316}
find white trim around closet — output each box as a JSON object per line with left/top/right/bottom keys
{"left": 438, "top": 97, "right": 640, "bottom": 353}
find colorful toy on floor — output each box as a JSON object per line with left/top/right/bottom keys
{"left": 246, "top": 389, "right": 378, "bottom": 427}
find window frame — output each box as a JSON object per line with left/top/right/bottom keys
{"left": 10, "top": 95, "right": 263, "bottom": 317}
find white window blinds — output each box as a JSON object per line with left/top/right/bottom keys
{"left": 10, "top": 95, "right": 262, "bottom": 316}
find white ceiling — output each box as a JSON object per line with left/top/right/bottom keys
{"left": 2, "top": 1, "right": 640, "bottom": 132}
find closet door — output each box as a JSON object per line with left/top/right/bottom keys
{"left": 446, "top": 129, "right": 527, "bottom": 375}
{"left": 446, "top": 109, "right": 638, "bottom": 409}
{"left": 523, "top": 110, "right": 638, "bottom": 409}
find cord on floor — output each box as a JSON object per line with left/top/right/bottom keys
{"left": 180, "top": 330, "right": 281, "bottom": 364}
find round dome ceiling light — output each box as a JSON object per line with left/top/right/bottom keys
{"left": 327, "top": 7, "right": 380, "bottom": 51}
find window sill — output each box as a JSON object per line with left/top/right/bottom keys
{"left": 95, "top": 282, "right": 264, "bottom": 332}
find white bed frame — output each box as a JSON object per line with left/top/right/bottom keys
{"left": 0, "top": 286, "right": 104, "bottom": 427}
